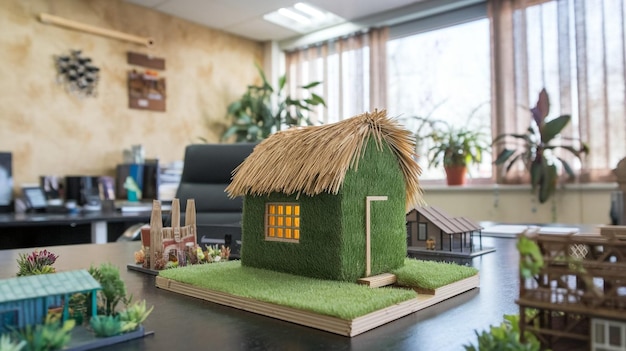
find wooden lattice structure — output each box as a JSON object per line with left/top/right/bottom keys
{"left": 518, "top": 228, "right": 626, "bottom": 351}
{"left": 148, "top": 198, "right": 197, "bottom": 270}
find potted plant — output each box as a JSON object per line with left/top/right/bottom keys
{"left": 222, "top": 63, "right": 326, "bottom": 142}
{"left": 493, "top": 88, "right": 589, "bottom": 203}
{"left": 412, "top": 111, "right": 490, "bottom": 186}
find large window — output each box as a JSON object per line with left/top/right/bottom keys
{"left": 283, "top": 0, "right": 623, "bottom": 184}
{"left": 287, "top": 45, "right": 369, "bottom": 124}
{"left": 492, "top": 0, "right": 626, "bottom": 182}
{"left": 285, "top": 28, "right": 387, "bottom": 124}
{"left": 387, "top": 13, "right": 492, "bottom": 182}
{"left": 265, "top": 203, "right": 301, "bottom": 242}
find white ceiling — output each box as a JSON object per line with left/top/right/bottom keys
{"left": 125, "top": 0, "right": 428, "bottom": 42}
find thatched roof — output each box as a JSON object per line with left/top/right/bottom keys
{"left": 226, "top": 110, "right": 422, "bottom": 209}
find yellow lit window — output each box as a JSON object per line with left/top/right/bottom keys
{"left": 265, "top": 202, "right": 300, "bottom": 243}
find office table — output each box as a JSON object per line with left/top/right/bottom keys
{"left": 0, "top": 236, "right": 522, "bottom": 350}
{"left": 0, "top": 212, "right": 151, "bottom": 248}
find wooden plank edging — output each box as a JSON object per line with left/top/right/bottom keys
{"left": 155, "top": 273, "right": 479, "bottom": 337}
{"left": 414, "top": 274, "right": 480, "bottom": 310}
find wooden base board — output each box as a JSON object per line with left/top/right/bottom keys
{"left": 414, "top": 274, "right": 480, "bottom": 309}
{"left": 155, "top": 274, "right": 479, "bottom": 337}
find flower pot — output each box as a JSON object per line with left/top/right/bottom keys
{"left": 444, "top": 165, "right": 467, "bottom": 186}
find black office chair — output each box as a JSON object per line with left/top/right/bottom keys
{"left": 175, "top": 143, "right": 256, "bottom": 253}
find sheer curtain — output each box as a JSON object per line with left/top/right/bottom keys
{"left": 284, "top": 27, "right": 388, "bottom": 124}
{"left": 489, "top": 0, "right": 626, "bottom": 183}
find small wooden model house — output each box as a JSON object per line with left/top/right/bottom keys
{"left": 406, "top": 206, "right": 483, "bottom": 253}
{"left": 226, "top": 111, "right": 422, "bottom": 282}
{"left": 146, "top": 198, "right": 197, "bottom": 269}
{"left": 518, "top": 227, "right": 626, "bottom": 351}
{"left": 0, "top": 270, "right": 101, "bottom": 333}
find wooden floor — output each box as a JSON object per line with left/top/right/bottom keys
{"left": 156, "top": 274, "right": 479, "bottom": 337}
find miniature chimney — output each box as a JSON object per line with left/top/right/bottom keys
{"left": 185, "top": 199, "right": 197, "bottom": 244}
{"left": 149, "top": 200, "right": 162, "bottom": 270}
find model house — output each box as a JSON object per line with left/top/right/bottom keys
{"left": 406, "top": 206, "right": 483, "bottom": 253}
{"left": 517, "top": 228, "right": 626, "bottom": 351}
{"left": 0, "top": 270, "right": 101, "bottom": 333}
{"left": 226, "top": 110, "right": 421, "bottom": 281}
{"left": 146, "top": 198, "right": 197, "bottom": 269}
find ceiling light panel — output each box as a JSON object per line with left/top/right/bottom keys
{"left": 263, "top": 2, "right": 345, "bottom": 34}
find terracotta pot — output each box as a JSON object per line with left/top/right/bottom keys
{"left": 444, "top": 165, "right": 467, "bottom": 186}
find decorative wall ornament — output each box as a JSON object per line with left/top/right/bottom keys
{"left": 127, "top": 52, "right": 166, "bottom": 112}
{"left": 55, "top": 50, "right": 100, "bottom": 98}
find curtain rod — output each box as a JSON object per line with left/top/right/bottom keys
{"left": 39, "top": 13, "right": 154, "bottom": 47}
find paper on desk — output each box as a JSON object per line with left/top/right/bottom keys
{"left": 482, "top": 225, "right": 531, "bottom": 238}
{"left": 537, "top": 227, "right": 580, "bottom": 235}
{"left": 482, "top": 224, "right": 580, "bottom": 238}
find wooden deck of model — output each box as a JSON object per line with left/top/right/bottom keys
{"left": 155, "top": 273, "right": 479, "bottom": 337}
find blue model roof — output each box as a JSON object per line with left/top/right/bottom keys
{"left": 0, "top": 269, "right": 101, "bottom": 303}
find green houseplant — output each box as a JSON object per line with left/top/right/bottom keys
{"left": 411, "top": 109, "right": 490, "bottom": 185}
{"left": 222, "top": 63, "right": 326, "bottom": 142}
{"left": 493, "top": 88, "right": 588, "bottom": 203}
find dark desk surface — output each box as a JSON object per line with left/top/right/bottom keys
{"left": 0, "top": 237, "right": 520, "bottom": 351}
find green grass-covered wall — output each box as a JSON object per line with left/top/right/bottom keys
{"left": 241, "top": 192, "right": 344, "bottom": 280}
{"left": 340, "top": 138, "right": 407, "bottom": 279}
{"left": 240, "top": 138, "right": 407, "bottom": 282}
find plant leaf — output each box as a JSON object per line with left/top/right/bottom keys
{"left": 539, "top": 164, "right": 557, "bottom": 203}
{"left": 492, "top": 133, "right": 528, "bottom": 144}
{"left": 278, "top": 75, "right": 287, "bottom": 90}
{"left": 530, "top": 160, "right": 542, "bottom": 190}
{"left": 227, "top": 101, "right": 242, "bottom": 115}
{"left": 494, "top": 149, "right": 515, "bottom": 165}
{"left": 302, "top": 81, "right": 322, "bottom": 89}
{"left": 310, "top": 93, "right": 327, "bottom": 106}
{"left": 541, "top": 115, "right": 571, "bottom": 143}
{"left": 505, "top": 154, "right": 522, "bottom": 173}
{"left": 254, "top": 62, "right": 269, "bottom": 86}
{"left": 557, "top": 157, "right": 575, "bottom": 179}
{"left": 531, "top": 88, "right": 550, "bottom": 127}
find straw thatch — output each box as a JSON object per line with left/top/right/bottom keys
{"left": 226, "top": 110, "right": 422, "bottom": 209}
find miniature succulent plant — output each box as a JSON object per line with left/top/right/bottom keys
{"left": 16, "top": 249, "right": 58, "bottom": 276}
{"left": 10, "top": 314, "right": 75, "bottom": 350}
{"left": 89, "top": 315, "right": 122, "bottom": 337}
{"left": 118, "top": 299, "right": 154, "bottom": 332}
{"left": 0, "top": 334, "right": 25, "bottom": 351}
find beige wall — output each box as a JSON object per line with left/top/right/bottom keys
{"left": 0, "top": 0, "right": 264, "bottom": 190}
{"left": 421, "top": 184, "right": 615, "bottom": 225}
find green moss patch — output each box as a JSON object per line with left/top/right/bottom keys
{"left": 159, "top": 261, "right": 417, "bottom": 320}
{"left": 393, "top": 258, "right": 478, "bottom": 290}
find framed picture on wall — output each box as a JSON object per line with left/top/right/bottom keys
{"left": 0, "top": 152, "right": 13, "bottom": 212}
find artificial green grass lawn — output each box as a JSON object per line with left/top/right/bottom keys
{"left": 159, "top": 261, "right": 414, "bottom": 320}
{"left": 159, "top": 258, "right": 478, "bottom": 320}
{"left": 393, "top": 259, "right": 479, "bottom": 290}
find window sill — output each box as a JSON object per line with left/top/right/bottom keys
{"left": 421, "top": 182, "right": 618, "bottom": 192}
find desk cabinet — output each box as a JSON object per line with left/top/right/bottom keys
{"left": 0, "top": 213, "right": 151, "bottom": 249}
